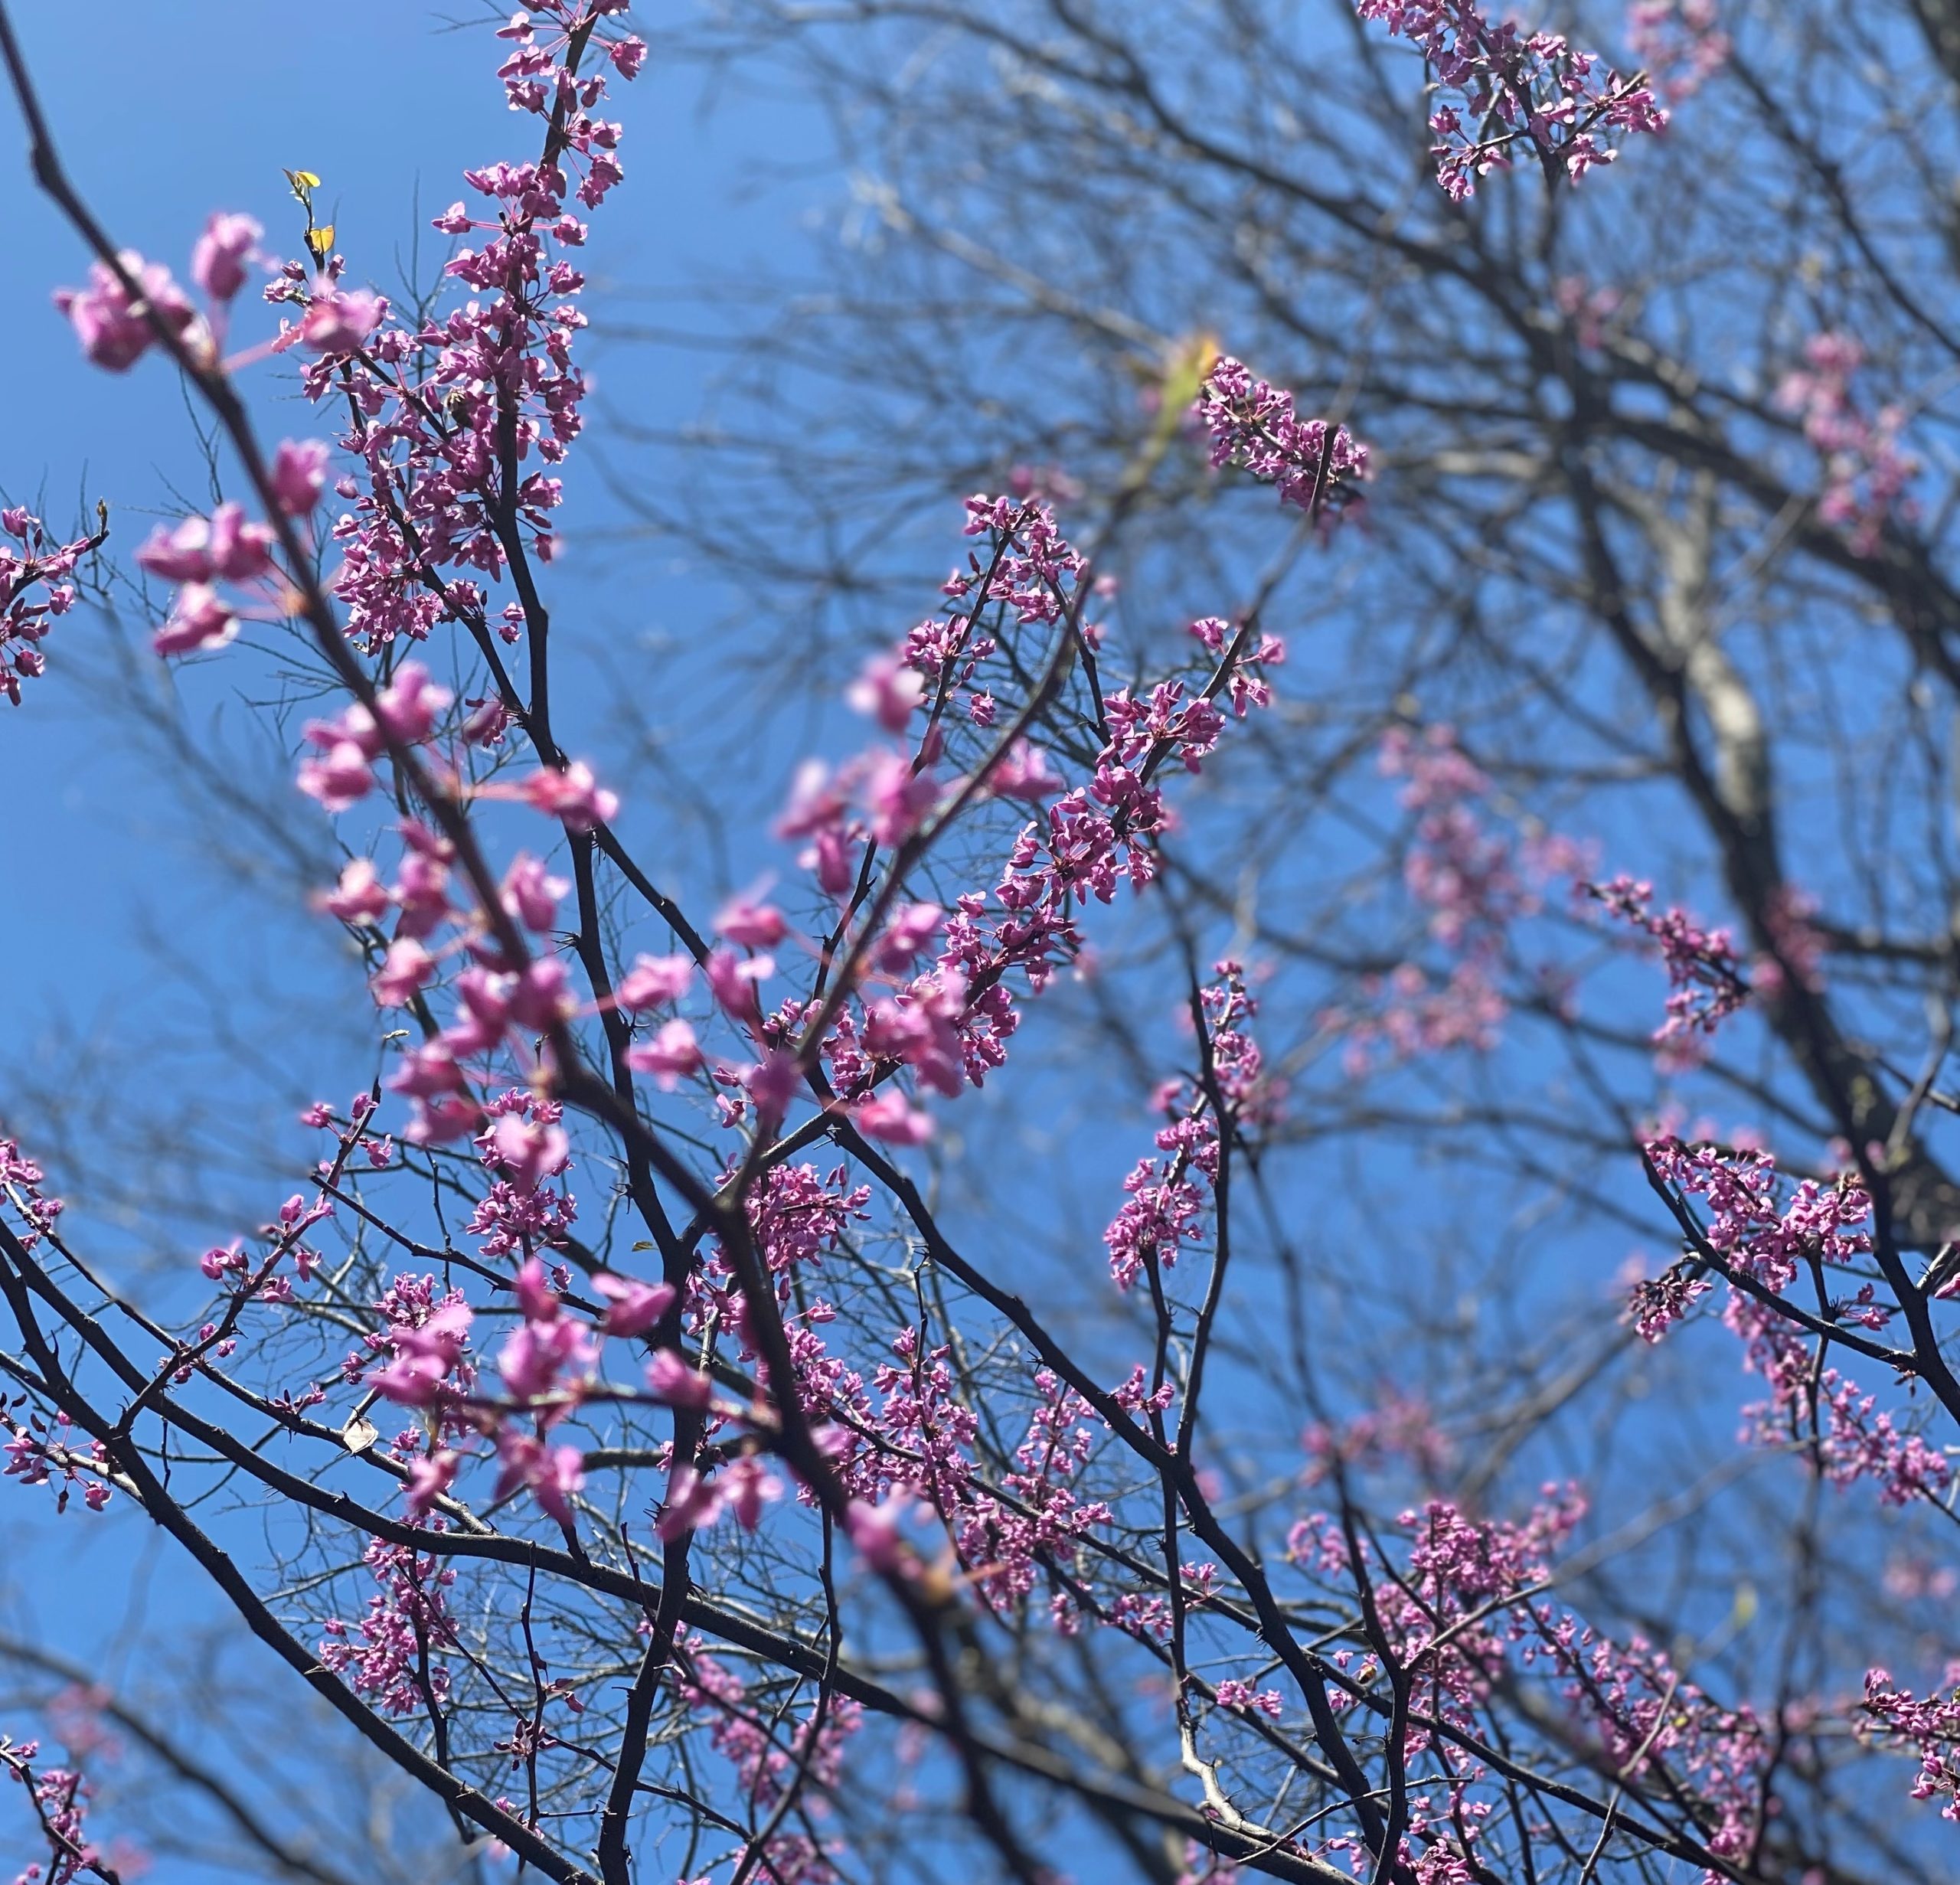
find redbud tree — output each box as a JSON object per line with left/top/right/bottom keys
{"left": 2, "top": 4, "right": 1957, "bottom": 1884}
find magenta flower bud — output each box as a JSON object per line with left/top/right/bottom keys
{"left": 520, "top": 760, "right": 619, "bottom": 831}
{"left": 626, "top": 1018, "right": 702, "bottom": 1091}
{"left": 616, "top": 953, "right": 694, "bottom": 1011}
{"left": 592, "top": 1272, "right": 676, "bottom": 1338}
{"left": 152, "top": 581, "right": 237, "bottom": 657}
{"left": 645, "top": 1350, "right": 714, "bottom": 1410}
{"left": 55, "top": 252, "right": 194, "bottom": 371}
{"left": 270, "top": 438, "right": 332, "bottom": 515}
{"left": 191, "top": 211, "right": 262, "bottom": 302}
{"left": 844, "top": 652, "right": 925, "bottom": 733}
{"left": 370, "top": 939, "right": 434, "bottom": 1008}
{"left": 135, "top": 517, "right": 217, "bottom": 583}
{"left": 298, "top": 288, "right": 384, "bottom": 355}
{"left": 855, "top": 1088, "right": 934, "bottom": 1145}
{"left": 714, "top": 891, "right": 787, "bottom": 950}
{"left": 490, "top": 1114, "right": 570, "bottom": 1195}
{"left": 498, "top": 854, "right": 568, "bottom": 934}
{"left": 204, "top": 502, "right": 275, "bottom": 580}
{"left": 404, "top": 1450, "right": 458, "bottom": 1518}
{"left": 372, "top": 661, "right": 451, "bottom": 743}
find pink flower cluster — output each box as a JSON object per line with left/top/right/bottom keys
{"left": 1355, "top": 0, "right": 1668, "bottom": 196}
{"left": 1753, "top": 881, "right": 1827, "bottom": 997}
{"left": 954, "top": 1369, "right": 1114, "bottom": 1615}
{"left": 54, "top": 250, "right": 197, "bottom": 373}
{"left": 1589, "top": 874, "right": 1749, "bottom": 1061}
{"left": 1539, "top": 1627, "right": 1764, "bottom": 1867}
{"left": 1625, "top": 0, "right": 1730, "bottom": 100}
{"left": 1647, "top": 1139, "right": 1952, "bottom": 1508}
{"left": 318, "top": 1537, "right": 461, "bottom": 1717}
{"left": 1647, "top": 1137, "right": 1871, "bottom": 1294}
{"left": 1302, "top": 1389, "right": 1455, "bottom": 1485}
{"left": 2, "top": 1410, "right": 111, "bottom": 1517}
{"left": 1864, "top": 1668, "right": 1960, "bottom": 1821}
{"left": 322, "top": 792, "right": 622, "bottom": 1145}
{"left": 299, "top": 3, "right": 644, "bottom": 645}
{"left": 1327, "top": 727, "right": 1587, "bottom": 1071}
{"left": 1288, "top": 1485, "right": 1767, "bottom": 1870}
{"left": 1104, "top": 965, "right": 1273, "bottom": 1290}
{"left": 0, "top": 508, "right": 96, "bottom": 705}
{"left": 0, "top": 1132, "right": 64, "bottom": 1253}
{"left": 1625, "top": 1261, "right": 1711, "bottom": 1342}
{"left": 795, "top": 497, "right": 1286, "bottom": 1147}
{"left": 1195, "top": 356, "right": 1370, "bottom": 522}
{"left": 2, "top": 1731, "right": 116, "bottom": 1885}
{"left": 1775, "top": 332, "right": 1919, "bottom": 557}
{"left": 680, "top": 1638, "right": 862, "bottom": 1884}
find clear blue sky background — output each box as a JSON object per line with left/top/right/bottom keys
{"left": 0, "top": 6, "right": 828, "bottom": 1872}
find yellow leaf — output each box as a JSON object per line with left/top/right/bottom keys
{"left": 306, "top": 223, "right": 336, "bottom": 263}
{"left": 1160, "top": 328, "right": 1223, "bottom": 416}
{"left": 283, "top": 167, "right": 322, "bottom": 204}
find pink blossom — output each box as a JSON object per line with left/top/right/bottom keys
{"left": 627, "top": 1018, "right": 703, "bottom": 1090}
{"left": 721, "top": 1456, "right": 784, "bottom": 1529}
{"left": 299, "top": 289, "right": 384, "bottom": 355}
{"left": 501, "top": 852, "right": 569, "bottom": 933}
{"left": 498, "top": 1314, "right": 595, "bottom": 1403}
{"left": 370, "top": 1299, "right": 472, "bottom": 1406}
{"left": 520, "top": 760, "right": 619, "bottom": 831}
{"left": 844, "top": 1495, "right": 910, "bottom": 1573}
{"left": 136, "top": 503, "right": 273, "bottom": 583}
{"left": 655, "top": 1464, "right": 724, "bottom": 1540}
{"left": 845, "top": 652, "right": 925, "bottom": 732}
{"left": 1354, "top": 1, "right": 1667, "bottom": 198}
{"left": 489, "top": 1113, "right": 570, "bottom": 1194}
{"left": 591, "top": 1272, "right": 675, "bottom": 1336}
{"left": 1197, "top": 356, "right": 1370, "bottom": 520}
{"left": 372, "top": 662, "right": 451, "bottom": 743}
{"left": 270, "top": 438, "right": 332, "bottom": 516}
{"left": 387, "top": 1041, "right": 467, "bottom": 1101}
{"left": 645, "top": 1349, "right": 714, "bottom": 1408}
{"left": 855, "top": 1089, "right": 934, "bottom": 1145}
{"left": 55, "top": 252, "right": 195, "bottom": 371}
{"left": 1588, "top": 875, "right": 1749, "bottom": 1046}
{"left": 655, "top": 1459, "right": 782, "bottom": 1541}
{"left": 704, "top": 947, "right": 771, "bottom": 1021}
{"left": 191, "top": 211, "right": 262, "bottom": 302}
{"left": 508, "top": 957, "right": 575, "bottom": 1029}
{"left": 863, "top": 750, "right": 940, "bottom": 847}
{"left": 778, "top": 757, "right": 847, "bottom": 839}
{"left": 404, "top": 1450, "right": 458, "bottom": 1517}
{"left": 616, "top": 952, "right": 694, "bottom": 1009}
{"left": 370, "top": 939, "right": 434, "bottom": 1007}
{"left": 746, "top": 1049, "right": 802, "bottom": 1116}
{"left": 715, "top": 890, "right": 788, "bottom": 949}
{"left": 1628, "top": 0, "right": 1730, "bottom": 100}
{"left": 607, "top": 34, "right": 648, "bottom": 79}
{"left": 296, "top": 734, "right": 376, "bottom": 812}
{"left": 987, "top": 738, "right": 1064, "bottom": 802}
{"left": 873, "top": 902, "right": 943, "bottom": 972}
{"left": 512, "top": 1256, "right": 560, "bottom": 1324}
{"left": 151, "top": 581, "right": 238, "bottom": 658}
{"left": 494, "top": 1433, "right": 586, "bottom": 1525}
